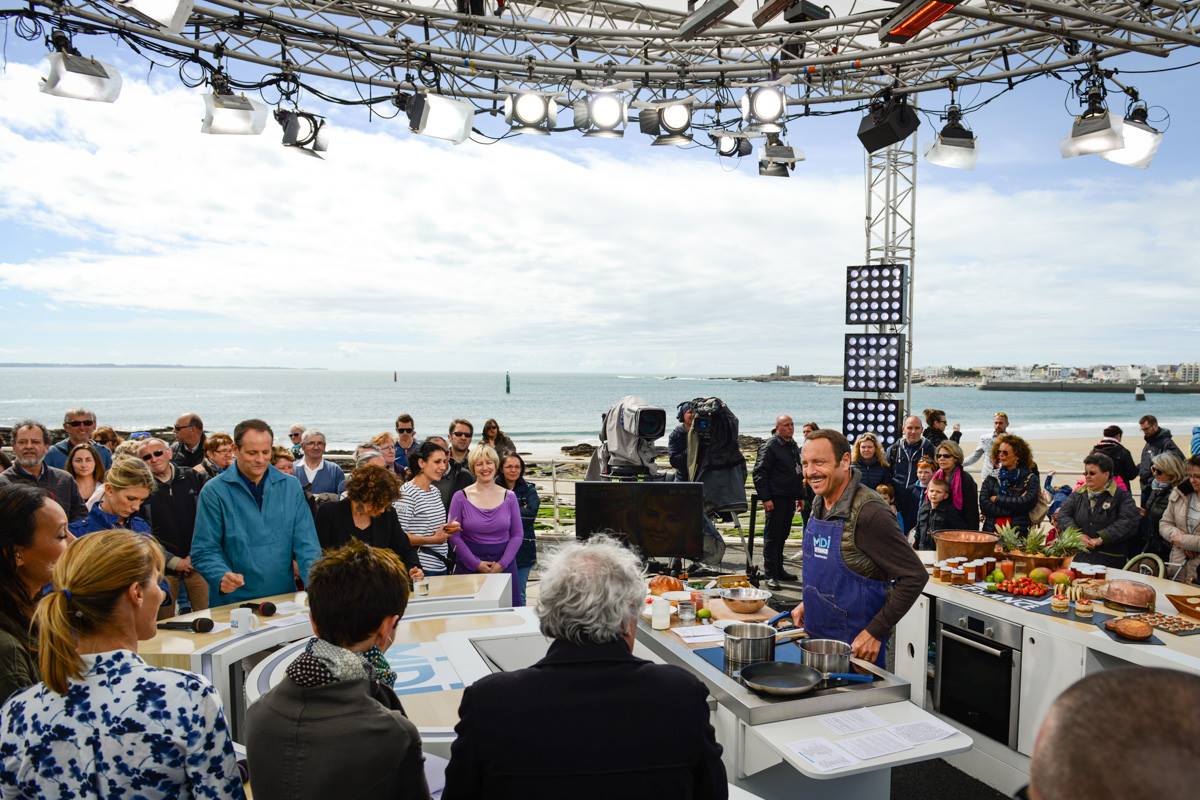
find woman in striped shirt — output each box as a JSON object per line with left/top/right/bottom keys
{"left": 398, "top": 440, "right": 460, "bottom": 576}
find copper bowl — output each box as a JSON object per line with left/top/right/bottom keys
{"left": 933, "top": 530, "right": 1000, "bottom": 563}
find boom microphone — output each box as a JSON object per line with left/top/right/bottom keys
{"left": 239, "top": 602, "right": 277, "bottom": 617}
{"left": 157, "top": 618, "right": 215, "bottom": 634}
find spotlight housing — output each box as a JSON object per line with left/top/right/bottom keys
{"left": 924, "top": 105, "right": 976, "bottom": 170}
{"left": 505, "top": 91, "right": 557, "bottom": 134}
{"left": 842, "top": 398, "right": 904, "bottom": 450}
{"left": 406, "top": 92, "right": 474, "bottom": 144}
{"left": 843, "top": 334, "right": 905, "bottom": 394}
{"left": 857, "top": 91, "right": 919, "bottom": 153}
{"left": 573, "top": 91, "right": 627, "bottom": 138}
{"left": 710, "top": 131, "right": 753, "bottom": 157}
{"left": 1059, "top": 111, "right": 1124, "bottom": 158}
{"left": 677, "top": 0, "right": 743, "bottom": 41}
{"left": 845, "top": 264, "right": 906, "bottom": 325}
{"left": 39, "top": 34, "right": 122, "bottom": 103}
{"left": 879, "top": 0, "right": 963, "bottom": 44}
{"left": 201, "top": 83, "right": 267, "bottom": 135}
{"left": 115, "top": 0, "right": 194, "bottom": 34}
{"left": 740, "top": 86, "right": 786, "bottom": 133}
{"left": 637, "top": 102, "right": 693, "bottom": 146}
{"left": 1100, "top": 102, "right": 1163, "bottom": 169}
{"left": 758, "top": 135, "right": 803, "bottom": 176}
{"left": 276, "top": 109, "right": 328, "bottom": 155}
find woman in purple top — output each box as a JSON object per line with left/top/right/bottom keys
{"left": 448, "top": 444, "right": 525, "bottom": 606}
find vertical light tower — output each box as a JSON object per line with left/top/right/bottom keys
{"left": 842, "top": 139, "right": 916, "bottom": 447}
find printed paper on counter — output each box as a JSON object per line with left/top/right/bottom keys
{"left": 816, "top": 706, "right": 889, "bottom": 736}
{"left": 672, "top": 625, "right": 725, "bottom": 644}
{"left": 837, "top": 729, "right": 914, "bottom": 761}
{"left": 787, "top": 737, "right": 861, "bottom": 771}
{"left": 888, "top": 718, "right": 959, "bottom": 746}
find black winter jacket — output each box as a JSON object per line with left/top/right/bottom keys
{"left": 914, "top": 500, "right": 968, "bottom": 550}
{"left": 853, "top": 458, "right": 893, "bottom": 493}
{"left": 1058, "top": 482, "right": 1140, "bottom": 568}
{"left": 752, "top": 435, "right": 803, "bottom": 502}
{"left": 1092, "top": 439, "right": 1139, "bottom": 487}
{"left": 145, "top": 464, "right": 207, "bottom": 562}
{"left": 1139, "top": 428, "right": 1185, "bottom": 505}
{"left": 979, "top": 467, "right": 1040, "bottom": 534}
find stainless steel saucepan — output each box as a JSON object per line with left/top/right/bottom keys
{"left": 722, "top": 611, "right": 806, "bottom": 664}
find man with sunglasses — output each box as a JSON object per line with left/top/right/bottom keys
{"left": 139, "top": 437, "right": 210, "bottom": 611}
{"left": 393, "top": 414, "right": 419, "bottom": 470}
{"left": 963, "top": 411, "right": 1010, "bottom": 483}
{"left": 43, "top": 408, "right": 112, "bottom": 471}
{"left": 170, "top": 413, "right": 207, "bottom": 469}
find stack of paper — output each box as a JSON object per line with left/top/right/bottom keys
{"left": 672, "top": 625, "right": 725, "bottom": 645}
{"left": 788, "top": 715, "right": 959, "bottom": 772}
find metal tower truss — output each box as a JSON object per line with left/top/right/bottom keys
{"left": 863, "top": 139, "right": 916, "bottom": 411}
{"left": 9, "top": 0, "right": 1200, "bottom": 116}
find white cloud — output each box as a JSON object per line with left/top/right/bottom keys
{"left": 0, "top": 61, "right": 1197, "bottom": 373}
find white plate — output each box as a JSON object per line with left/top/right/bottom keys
{"left": 661, "top": 591, "right": 693, "bottom": 602}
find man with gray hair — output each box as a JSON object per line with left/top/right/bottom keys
{"left": 443, "top": 536, "right": 727, "bottom": 799}
{"left": 296, "top": 429, "right": 346, "bottom": 495}
{"left": 43, "top": 407, "right": 112, "bottom": 471}
{"left": 0, "top": 420, "right": 86, "bottom": 521}
{"left": 139, "top": 437, "right": 210, "bottom": 610}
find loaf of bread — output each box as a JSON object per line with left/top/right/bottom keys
{"left": 648, "top": 575, "right": 684, "bottom": 595}
{"left": 1104, "top": 580, "right": 1156, "bottom": 609}
{"left": 1104, "top": 618, "right": 1154, "bottom": 641}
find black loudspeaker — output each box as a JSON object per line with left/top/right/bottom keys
{"left": 857, "top": 98, "right": 920, "bottom": 153}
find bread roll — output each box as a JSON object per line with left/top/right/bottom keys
{"left": 648, "top": 575, "right": 684, "bottom": 595}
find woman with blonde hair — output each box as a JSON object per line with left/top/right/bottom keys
{"left": 0, "top": 530, "right": 243, "bottom": 799}
{"left": 852, "top": 433, "right": 892, "bottom": 490}
{"left": 68, "top": 456, "right": 155, "bottom": 539}
{"left": 64, "top": 443, "right": 106, "bottom": 507}
{"left": 449, "top": 444, "right": 524, "bottom": 606}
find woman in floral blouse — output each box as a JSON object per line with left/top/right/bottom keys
{"left": 0, "top": 529, "right": 243, "bottom": 799}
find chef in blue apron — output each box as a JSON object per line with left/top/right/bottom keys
{"left": 789, "top": 430, "right": 929, "bottom": 666}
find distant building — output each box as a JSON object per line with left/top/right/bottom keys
{"left": 1179, "top": 363, "right": 1200, "bottom": 383}
{"left": 773, "top": 364, "right": 790, "bottom": 377}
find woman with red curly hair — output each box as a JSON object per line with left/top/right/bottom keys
{"left": 315, "top": 465, "right": 423, "bottom": 582}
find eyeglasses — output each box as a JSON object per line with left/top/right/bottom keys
{"left": 172, "top": 424, "right": 194, "bottom": 431}
{"left": 396, "top": 428, "right": 414, "bottom": 434}
{"left": 140, "top": 450, "right": 166, "bottom": 461}
{"left": 66, "top": 420, "right": 95, "bottom": 428}
{"left": 289, "top": 432, "right": 302, "bottom": 438}
{"left": 936, "top": 453, "right": 954, "bottom": 459}
{"left": 1151, "top": 467, "right": 1164, "bottom": 475}
{"left": 451, "top": 431, "right": 472, "bottom": 438}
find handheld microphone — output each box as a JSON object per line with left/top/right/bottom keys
{"left": 157, "top": 618, "right": 215, "bottom": 634}
{"left": 239, "top": 602, "right": 277, "bottom": 617}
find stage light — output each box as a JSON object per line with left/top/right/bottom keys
{"left": 505, "top": 90, "right": 556, "bottom": 134}
{"left": 276, "top": 109, "right": 328, "bottom": 155}
{"left": 710, "top": 131, "right": 752, "bottom": 157}
{"left": 573, "top": 91, "right": 626, "bottom": 138}
{"left": 656, "top": 102, "right": 693, "bottom": 144}
{"left": 115, "top": 0, "right": 194, "bottom": 34}
{"left": 1060, "top": 111, "right": 1124, "bottom": 158}
{"left": 843, "top": 334, "right": 905, "bottom": 394}
{"left": 1100, "top": 103, "right": 1162, "bottom": 168}
{"left": 758, "top": 136, "right": 803, "bottom": 177}
{"left": 39, "top": 33, "right": 122, "bottom": 103}
{"left": 201, "top": 89, "right": 267, "bottom": 135}
{"left": 842, "top": 398, "right": 904, "bottom": 450}
{"left": 857, "top": 91, "right": 919, "bottom": 153}
{"left": 740, "top": 86, "right": 786, "bottom": 133}
{"left": 879, "top": 0, "right": 962, "bottom": 44}
{"left": 845, "top": 264, "right": 906, "bottom": 325}
{"left": 406, "top": 92, "right": 474, "bottom": 144}
{"left": 924, "top": 105, "right": 976, "bottom": 170}
{"left": 677, "top": 0, "right": 743, "bottom": 41}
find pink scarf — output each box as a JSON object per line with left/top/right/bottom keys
{"left": 934, "top": 467, "right": 964, "bottom": 511}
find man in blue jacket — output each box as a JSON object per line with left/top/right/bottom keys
{"left": 192, "top": 419, "right": 322, "bottom": 605}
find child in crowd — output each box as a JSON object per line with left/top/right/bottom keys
{"left": 875, "top": 483, "right": 904, "bottom": 533}
{"left": 914, "top": 478, "right": 966, "bottom": 550}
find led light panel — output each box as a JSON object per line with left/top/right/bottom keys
{"left": 843, "top": 333, "right": 905, "bottom": 394}
{"left": 842, "top": 398, "right": 904, "bottom": 450}
{"left": 845, "top": 264, "right": 906, "bottom": 325}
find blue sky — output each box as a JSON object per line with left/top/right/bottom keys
{"left": 1, "top": 26, "right": 1198, "bottom": 375}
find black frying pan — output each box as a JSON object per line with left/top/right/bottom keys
{"left": 736, "top": 661, "right": 873, "bottom": 697}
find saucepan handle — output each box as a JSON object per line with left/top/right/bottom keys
{"left": 828, "top": 672, "right": 874, "bottom": 683}
{"left": 766, "top": 610, "right": 792, "bottom": 628}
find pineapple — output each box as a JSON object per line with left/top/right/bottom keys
{"left": 996, "top": 523, "right": 1021, "bottom": 553}
{"left": 1024, "top": 526, "right": 1047, "bottom": 556}
{"left": 1050, "top": 526, "right": 1087, "bottom": 557}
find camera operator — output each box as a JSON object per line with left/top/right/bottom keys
{"left": 753, "top": 415, "right": 803, "bottom": 589}
{"left": 668, "top": 405, "right": 695, "bottom": 479}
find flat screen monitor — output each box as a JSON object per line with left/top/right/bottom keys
{"left": 574, "top": 481, "right": 705, "bottom": 560}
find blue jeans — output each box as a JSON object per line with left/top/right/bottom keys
{"left": 517, "top": 564, "right": 533, "bottom": 602}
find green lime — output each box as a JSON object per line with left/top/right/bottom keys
{"left": 696, "top": 608, "right": 713, "bottom": 620}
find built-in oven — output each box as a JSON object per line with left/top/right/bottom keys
{"left": 934, "top": 598, "right": 1023, "bottom": 749}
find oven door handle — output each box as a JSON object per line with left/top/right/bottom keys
{"left": 942, "top": 628, "right": 1005, "bottom": 658}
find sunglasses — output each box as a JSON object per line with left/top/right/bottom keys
{"left": 172, "top": 424, "right": 194, "bottom": 431}
{"left": 1151, "top": 467, "right": 1164, "bottom": 475}
{"left": 289, "top": 432, "right": 302, "bottom": 438}
{"left": 451, "top": 431, "right": 472, "bottom": 438}
{"left": 936, "top": 453, "right": 954, "bottom": 458}
{"left": 65, "top": 420, "right": 95, "bottom": 427}
{"left": 141, "top": 450, "right": 166, "bottom": 461}
{"left": 396, "top": 427, "right": 414, "bottom": 434}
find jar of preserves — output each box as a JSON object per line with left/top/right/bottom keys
{"left": 950, "top": 568, "right": 966, "bottom": 585}
{"left": 964, "top": 563, "right": 979, "bottom": 583}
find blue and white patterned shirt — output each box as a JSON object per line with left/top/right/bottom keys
{"left": 0, "top": 649, "right": 244, "bottom": 799}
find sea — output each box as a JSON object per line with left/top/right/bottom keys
{"left": 0, "top": 368, "right": 1196, "bottom": 457}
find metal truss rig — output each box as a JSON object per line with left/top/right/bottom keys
{"left": 16, "top": 0, "right": 1200, "bottom": 113}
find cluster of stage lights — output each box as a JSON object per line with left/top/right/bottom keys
{"left": 843, "top": 334, "right": 906, "bottom": 395}
{"left": 841, "top": 399, "right": 905, "bottom": 450}
{"left": 35, "top": 19, "right": 1165, "bottom": 170}
{"left": 845, "top": 265, "right": 906, "bottom": 326}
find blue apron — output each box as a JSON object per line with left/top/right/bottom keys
{"left": 802, "top": 513, "right": 891, "bottom": 667}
